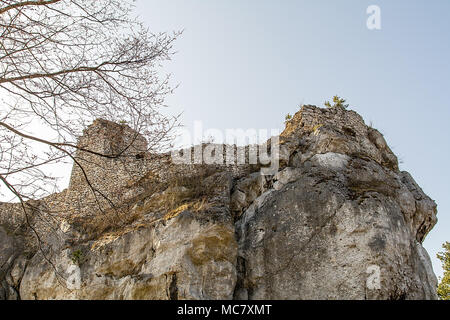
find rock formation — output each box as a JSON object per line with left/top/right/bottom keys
{"left": 0, "top": 105, "right": 438, "bottom": 300}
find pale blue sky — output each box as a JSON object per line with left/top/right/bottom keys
{"left": 135, "top": 0, "right": 450, "bottom": 278}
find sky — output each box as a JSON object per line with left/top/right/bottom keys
{"left": 135, "top": 0, "right": 450, "bottom": 278}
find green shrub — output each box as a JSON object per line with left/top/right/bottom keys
{"left": 71, "top": 249, "right": 85, "bottom": 266}
{"left": 285, "top": 114, "right": 292, "bottom": 122}
{"left": 437, "top": 242, "right": 450, "bottom": 300}
{"left": 324, "top": 95, "right": 349, "bottom": 109}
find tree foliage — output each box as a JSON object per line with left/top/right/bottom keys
{"left": 437, "top": 241, "right": 450, "bottom": 300}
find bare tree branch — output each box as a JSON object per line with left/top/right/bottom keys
{"left": 0, "top": 0, "right": 181, "bottom": 284}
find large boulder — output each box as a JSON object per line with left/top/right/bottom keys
{"left": 0, "top": 105, "right": 439, "bottom": 300}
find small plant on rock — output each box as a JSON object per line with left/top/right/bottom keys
{"left": 285, "top": 113, "right": 293, "bottom": 123}
{"left": 324, "top": 95, "right": 349, "bottom": 109}
{"left": 71, "top": 249, "right": 85, "bottom": 266}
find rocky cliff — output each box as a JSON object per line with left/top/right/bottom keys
{"left": 0, "top": 105, "right": 438, "bottom": 300}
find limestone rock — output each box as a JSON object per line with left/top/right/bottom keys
{"left": 0, "top": 105, "right": 439, "bottom": 300}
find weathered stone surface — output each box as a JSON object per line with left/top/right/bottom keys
{"left": 19, "top": 215, "right": 237, "bottom": 300}
{"left": 235, "top": 163, "right": 438, "bottom": 299}
{"left": 0, "top": 105, "right": 439, "bottom": 300}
